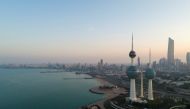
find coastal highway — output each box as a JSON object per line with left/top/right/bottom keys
{"left": 100, "top": 74, "right": 190, "bottom": 101}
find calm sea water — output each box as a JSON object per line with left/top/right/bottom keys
{"left": 0, "top": 68, "right": 103, "bottom": 109}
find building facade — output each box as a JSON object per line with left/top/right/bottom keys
{"left": 167, "top": 37, "right": 174, "bottom": 66}
{"left": 187, "top": 52, "right": 190, "bottom": 65}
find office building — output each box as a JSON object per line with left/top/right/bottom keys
{"left": 167, "top": 37, "right": 174, "bottom": 65}
{"left": 187, "top": 52, "right": 190, "bottom": 65}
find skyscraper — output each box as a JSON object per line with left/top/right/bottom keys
{"left": 97, "top": 59, "right": 104, "bottom": 73}
{"left": 187, "top": 52, "right": 190, "bottom": 65}
{"left": 167, "top": 37, "right": 174, "bottom": 65}
{"left": 100, "top": 59, "right": 103, "bottom": 65}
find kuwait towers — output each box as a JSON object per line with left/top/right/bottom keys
{"left": 145, "top": 49, "right": 156, "bottom": 100}
{"left": 127, "top": 34, "right": 138, "bottom": 101}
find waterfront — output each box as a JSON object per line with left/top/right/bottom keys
{"left": 0, "top": 68, "right": 103, "bottom": 109}
{"left": 82, "top": 75, "right": 127, "bottom": 109}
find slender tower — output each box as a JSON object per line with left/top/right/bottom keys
{"left": 127, "top": 33, "right": 138, "bottom": 101}
{"left": 145, "top": 49, "right": 156, "bottom": 100}
{"left": 138, "top": 57, "right": 144, "bottom": 98}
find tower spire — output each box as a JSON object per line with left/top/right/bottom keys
{"left": 149, "top": 48, "right": 151, "bottom": 68}
{"left": 129, "top": 33, "right": 136, "bottom": 65}
{"left": 132, "top": 33, "right": 134, "bottom": 50}
{"left": 127, "top": 33, "right": 137, "bottom": 101}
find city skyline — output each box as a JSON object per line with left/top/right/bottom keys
{"left": 0, "top": 0, "right": 190, "bottom": 64}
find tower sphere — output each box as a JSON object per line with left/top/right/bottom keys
{"left": 145, "top": 68, "right": 156, "bottom": 79}
{"left": 129, "top": 50, "right": 136, "bottom": 58}
{"left": 127, "top": 66, "right": 138, "bottom": 79}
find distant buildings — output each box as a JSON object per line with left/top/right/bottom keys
{"left": 167, "top": 37, "right": 174, "bottom": 66}
{"left": 97, "top": 59, "right": 104, "bottom": 73}
{"left": 153, "top": 37, "right": 190, "bottom": 73}
{"left": 158, "top": 58, "right": 167, "bottom": 71}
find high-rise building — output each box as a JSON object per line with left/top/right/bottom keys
{"left": 97, "top": 59, "right": 104, "bottom": 73}
{"left": 100, "top": 59, "right": 103, "bottom": 65}
{"left": 175, "top": 59, "right": 182, "bottom": 72}
{"left": 127, "top": 34, "right": 138, "bottom": 101}
{"left": 187, "top": 52, "right": 190, "bottom": 65}
{"left": 167, "top": 37, "right": 174, "bottom": 65}
{"left": 158, "top": 58, "right": 167, "bottom": 71}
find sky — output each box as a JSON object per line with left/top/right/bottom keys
{"left": 0, "top": 0, "right": 190, "bottom": 64}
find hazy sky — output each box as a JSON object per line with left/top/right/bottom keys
{"left": 0, "top": 0, "right": 190, "bottom": 64}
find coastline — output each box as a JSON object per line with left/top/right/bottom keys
{"left": 80, "top": 74, "right": 127, "bottom": 109}
{"left": 89, "top": 87, "right": 105, "bottom": 94}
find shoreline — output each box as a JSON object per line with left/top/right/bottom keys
{"left": 89, "top": 87, "right": 105, "bottom": 95}
{"left": 80, "top": 74, "right": 127, "bottom": 109}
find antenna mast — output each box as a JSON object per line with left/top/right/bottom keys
{"left": 132, "top": 33, "right": 134, "bottom": 50}
{"left": 149, "top": 48, "right": 151, "bottom": 68}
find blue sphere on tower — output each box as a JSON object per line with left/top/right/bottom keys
{"left": 145, "top": 68, "right": 156, "bottom": 79}
{"left": 145, "top": 49, "right": 156, "bottom": 79}
{"left": 127, "top": 66, "right": 138, "bottom": 79}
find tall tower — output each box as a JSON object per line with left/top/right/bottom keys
{"left": 138, "top": 57, "right": 144, "bottom": 98}
{"left": 145, "top": 49, "right": 156, "bottom": 100}
{"left": 127, "top": 34, "right": 138, "bottom": 101}
{"left": 167, "top": 37, "right": 174, "bottom": 65}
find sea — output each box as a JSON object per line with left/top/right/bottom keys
{"left": 0, "top": 68, "right": 103, "bottom": 109}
